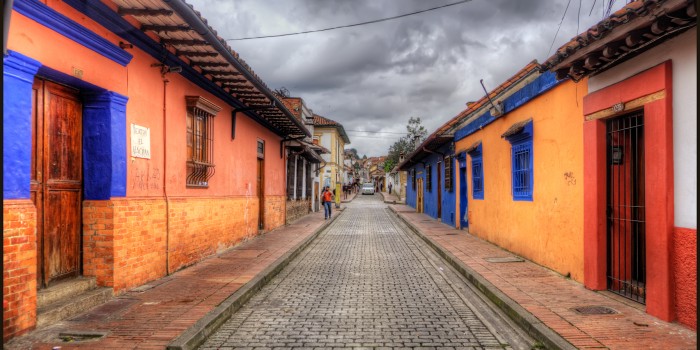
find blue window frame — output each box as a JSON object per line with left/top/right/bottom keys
{"left": 503, "top": 119, "right": 533, "bottom": 201}
{"left": 467, "top": 144, "right": 484, "bottom": 200}
{"left": 511, "top": 141, "right": 533, "bottom": 200}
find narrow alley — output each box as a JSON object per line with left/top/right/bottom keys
{"left": 199, "top": 194, "right": 534, "bottom": 349}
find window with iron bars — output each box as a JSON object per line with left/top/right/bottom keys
{"left": 426, "top": 164, "right": 432, "bottom": 192}
{"left": 444, "top": 155, "right": 453, "bottom": 192}
{"left": 468, "top": 145, "right": 484, "bottom": 200}
{"left": 511, "top": 142, "right": 532, "bottom": 200}
{"left": 503, "top": 119, "right": 533, "bottom": 201}
{"left": 411, "top": 169, "right": 416, "bottom": 190}
{"left": 186, "top": 96, "right": 221, "bottom": 188}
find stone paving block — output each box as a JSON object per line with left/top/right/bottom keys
{"left": 200, "top": 195, "right": 528, "bottom": 349}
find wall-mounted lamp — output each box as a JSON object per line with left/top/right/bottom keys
{"left": 151, "top": 63, "right": 182, "bottom": 74}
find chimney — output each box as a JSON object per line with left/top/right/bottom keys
{"left": 399, "top": 152, "right": 405, "bottom": 163}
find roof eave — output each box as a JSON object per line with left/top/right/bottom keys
{"left": 164, "top": 0, "right": 310, "bottom": 137}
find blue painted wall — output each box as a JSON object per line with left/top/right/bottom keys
{"left": 439, "top": 143, "right": 457, "bottom": 227}
{"left": 455, "top": 71, "right": 561, "bottom": 142}
{"left": 405, "top": 163, "right": 422, "bottom": 209}
{"left": 403, "top": 143, "right": 457, "bottom": 227}
{"left": 422, "top": 152, "right": 440, "bottom": 220}
{"left": 3, "top": 51, "right": 42, "bottom": 199}
{"left": 457, "top": 153, "right": 468, "bottom": 228}
{"left": 3, "top": 52, "right": 128, "bottom": 200}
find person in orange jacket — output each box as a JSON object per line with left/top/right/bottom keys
{"left": 321, "top": 186, "right": 334, "bottom": 219}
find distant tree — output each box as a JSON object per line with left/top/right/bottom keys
{"left": 346, "top": 148, "right": 359, "bottom": 159}
{"left": 384, "top": 117, "right": 427, "bottom": 172}
{"left": 406, "top": 117, "right": 428, "bottom": 150}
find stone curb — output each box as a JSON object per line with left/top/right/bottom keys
{"left": 388, "top": 206, "right": 576, "bottom": 350}
{"left": 166, "top": 211, "right": 345, "bottom": 350}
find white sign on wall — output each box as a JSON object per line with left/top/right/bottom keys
{"left": 131, "top": 124, "right": 151, "bottom": 159}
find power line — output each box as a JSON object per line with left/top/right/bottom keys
{"left": 547, "top": 0, "right": 572, "bottom": 58}
{"left": 348, "top": 135, "right": 404, "bottom": 140}
{"left": 225, "top": 0, "right": 473, "bottom": 41}
{"left": 345, "top": 129, "right": 409, "bottom": 135}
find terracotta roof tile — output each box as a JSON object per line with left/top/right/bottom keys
{"left": 541, "top": 0, "right": 696, "bottom": 81}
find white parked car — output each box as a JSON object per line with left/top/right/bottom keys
{"left": 362, "top": 183, "right": 375, "bottom": 195}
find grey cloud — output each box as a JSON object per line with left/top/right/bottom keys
{"left": 187, "top": 0, "right": 616, "bottom": 157}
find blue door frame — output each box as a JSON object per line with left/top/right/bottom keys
{"left": 458, "top": 153, "right": 468, "bottom": 229}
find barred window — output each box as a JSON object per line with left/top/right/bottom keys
{"left": 467, "top": 143, "right": 483, "bottom": 199}
{"left": 444, "top": 156, "right": 453, "bottom": 192}
{"left": 502, "top": 119, "right": 533, "bottom": 201}
{"left": 426, "top": 164, "right": 432, "bottom": 191}
{"left": 186, "top": 96, "right": 221, "bottom": 187}
{"left": 411, "top": 169, "right": 416, "bottom": 190}
{"left": 512, "top": 142, "right": 532, "bottom": 200}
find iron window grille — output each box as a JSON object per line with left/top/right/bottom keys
{"left": 186, "top": 96, "right": 221, "bottom": 188}
{"left": 411, "top": 169, "right": 416, "bottom": 190}
{"left": 426, "top": 164, "right": 432, "bottom": 191}
{"left": 444, "top": 156, "right": 453, "bottom": 192}
{"left": 502, "top": 119, "right": 533, "bottom": 201}
{"left": 468, "top": 144, "right": 484, "bottom": 199}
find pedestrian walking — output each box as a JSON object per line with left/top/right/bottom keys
{"left": 321, "top": 186, "right": 334, "bottom": 219}
{"left": 388, "top": 182, "right": 393, "bottom": 195}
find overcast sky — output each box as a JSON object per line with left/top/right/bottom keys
{"left": 188, "top": 0, "right": 624, "bottom": 157}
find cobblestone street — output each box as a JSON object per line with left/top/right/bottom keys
{"left": 199, "top": 194, "right": 534, "bottom": 349}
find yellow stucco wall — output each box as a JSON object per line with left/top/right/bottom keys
{"left": 455, "top": 79, "right": 586, "bottom": 282}
{"left": 314, "top": 127, "right": 345, "bottom": 189}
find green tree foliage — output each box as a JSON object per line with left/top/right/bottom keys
{"left": 385, "top": 117, "right": 427, "bottom": 172}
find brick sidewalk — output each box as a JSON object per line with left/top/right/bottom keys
{"left": 390, "top": 204, "right": 697, "bottom": 350}
{"left": 5, "top": 210, "right": 338, "bottom": 350}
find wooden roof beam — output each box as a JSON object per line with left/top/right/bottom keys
{"left": 212, "top": 77, "right": 247, "bottom": 84}
{"left": 141, "top": 24, "right": 191, "bottom": 32}
{"left": 177, "top": 50, "right": 218, "bottom": 58}
{"left": 200, "top": 69, "right": 241, "bottom": 77}
{"left": 162, "top": 39, "right": 208, "bottom": 46}
{"left": 191, "top": 61, "right": 229, "bottom": 68}
{"left": 118, "top": 7, "right": 173, "bottom": 17}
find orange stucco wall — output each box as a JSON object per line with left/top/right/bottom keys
{"left": 455, "top": 79, "right": 587, "bottom": 281}
{"left": 5, "top": 0, "right": 291, "bottom": 336}
{"left": 8, "top": 2, "right": 287, "bottom": 200}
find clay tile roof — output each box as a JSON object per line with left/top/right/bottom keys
{"left": 313, "top": 114, "right": 341, "bottom": 126}
{"left": 501, "top": 118, "right": 533, "bottom": 138}
{"left": 465, "top": 140, "right": 481, "bottom": 153}
{"left": 109, "top": 0, "right": 310, "bottom": 137}
{"left": 541, "top": 0, "right": 697, "bottom": 81}
{"left": 313, "top": 114, "right": 351, "bottom": 144}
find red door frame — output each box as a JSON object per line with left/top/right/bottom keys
{"left": 583, "top": 61, "right": 674, "bottom": 321}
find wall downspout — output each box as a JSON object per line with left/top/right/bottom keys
{"left": 162, "top": 75, "right": 171, "bottom": 275}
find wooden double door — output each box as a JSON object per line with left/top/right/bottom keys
{"left": 31, "top": 79, "right": 83, "bottom": 288}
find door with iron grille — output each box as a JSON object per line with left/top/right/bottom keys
{"left": 606, "top": 111, "right": 646, "bottom": 303}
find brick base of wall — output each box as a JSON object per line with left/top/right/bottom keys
{"left": 84, "top": 196, "right": 282, "bottom": 292}
{"left": 286, "top": 199, "right": 310, "bottom": 224}
{"left": 264, "top": 195, "right": 286, "bottom": 230}
{"left": 4, "top": 194, "right": 289, "bottom": 341}
{"left": 3, "top": 200, "right": 37, "bottom": 341}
